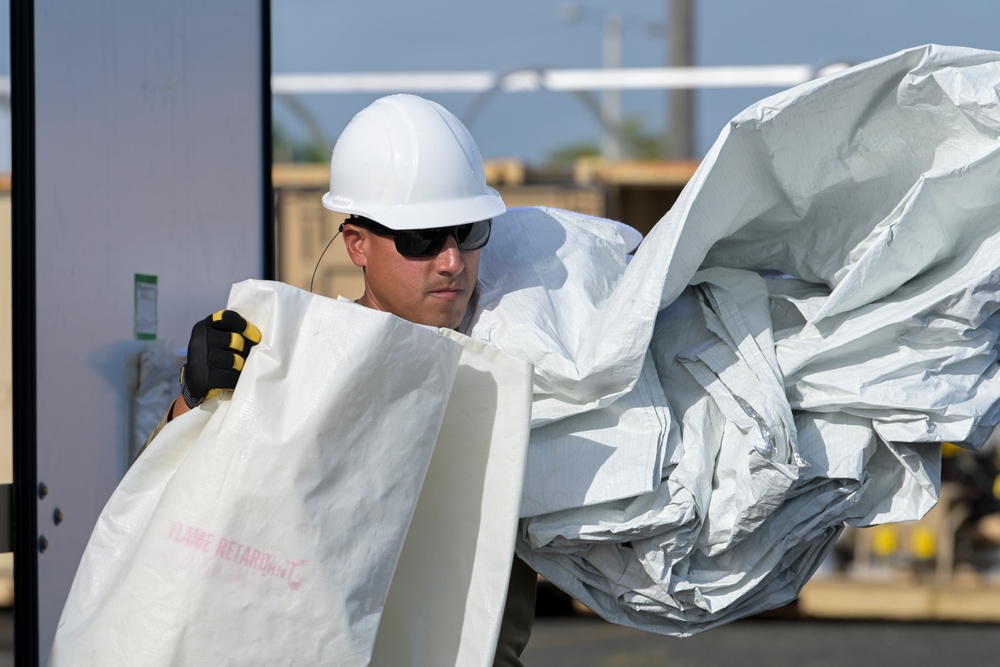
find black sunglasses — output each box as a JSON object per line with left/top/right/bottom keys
{"left": 346, "top": 216, "right": 492, "bottom": 258}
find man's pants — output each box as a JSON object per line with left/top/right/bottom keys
{"left": 493, "top": 556, "right": 537, "bottom": 667}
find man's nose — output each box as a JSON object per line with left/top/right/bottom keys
{"left": 435, "top": 233, "right": 465, "bottom": 273}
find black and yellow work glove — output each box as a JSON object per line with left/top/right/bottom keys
{"left": 180, "top": 310, "right": 262, "bottom": 408}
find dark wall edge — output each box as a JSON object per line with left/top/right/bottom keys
{"left": 11, "top": 0, "right": 40, "bottom": 664}
{"left": 262, "top": 0, "right": 275, "bottom": 280}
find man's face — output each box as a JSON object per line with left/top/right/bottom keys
{"left": 344, "top": 225, "right": 481, "bottom": 330}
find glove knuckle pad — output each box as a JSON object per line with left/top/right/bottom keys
{"left": 207, "top": 349, "right": 241, "bottom": 372}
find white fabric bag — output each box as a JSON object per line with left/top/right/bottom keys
{"left": 371, "top": 327, "right": 533, "bottom": 666}
{"left": 49, "top": 280, "right": 532, "bottom": 667}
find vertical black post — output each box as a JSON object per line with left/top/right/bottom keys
{"left": 261, "top": 0, "right": 275, "bottom": 281}
{"left": 10, "top": 0, "right": 40, "bottom": 664}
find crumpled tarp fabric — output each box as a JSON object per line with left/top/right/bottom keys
{"left": 469, "top": 44, "right": 1000, "bottom": 635}
{"left": 49, "top": 280, "right": 533, "bottom": 667}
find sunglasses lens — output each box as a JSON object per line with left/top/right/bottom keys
{"left": 456, "top": 219, "right": 492, "bottom": 251}
{"left": 394, "top": 229, "right": 448, "bottom": 257}
{"left": 392, "top": 220, "right": 492, "bottom": 257}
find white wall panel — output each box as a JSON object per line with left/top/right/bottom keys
{"left": 31, "top": 2, "right": 267, "bottom": 661}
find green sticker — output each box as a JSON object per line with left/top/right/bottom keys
{"left": 135, "top": 274, "right": 158, "bottom": 340}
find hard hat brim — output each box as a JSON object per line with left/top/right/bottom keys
{"left": 322, "top": 187, "right": 507, "bottom": 231}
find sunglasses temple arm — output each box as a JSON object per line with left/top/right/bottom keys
{"left": 309, "top": 228, "right": 343, "bottom": 293}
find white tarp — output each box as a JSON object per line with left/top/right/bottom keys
{"left": 49, "top": 280, "right": 533, "bottom": 667}
{"left": 469, "top": 44, "right": 1000, "bottom": 635}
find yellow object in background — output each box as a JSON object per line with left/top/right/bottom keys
{"left": 872, "top": 525, "right": 899, "bottom": 558}
{"left": 941, "top": 442, "right": 964, "bottom": 458}
{"left": 910, "top": 526, "right": 937, "bottom": 560}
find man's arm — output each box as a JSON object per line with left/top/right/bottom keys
{"left": 133, "top": 310, "right": 260, "bottom": 462}
{"left": 170, "top": 395, "right": 190, "bottom": 420}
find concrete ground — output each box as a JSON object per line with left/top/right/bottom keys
{"left": 5, "top": 607, "right": 1000, "bottom": 666}
{"left": 521, "top": 615, "right": 1000, "bottom": 667}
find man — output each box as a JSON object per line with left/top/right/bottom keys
{"left": 161, "top": 94, "right": 536, "bottom": 666}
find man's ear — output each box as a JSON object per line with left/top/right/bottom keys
{"left": 342, "top": 224, "right": 369, "bottom": 268}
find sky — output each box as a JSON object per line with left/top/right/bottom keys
{"left": 271, "top": 0, "right": 1000, "bottom": 165}
{"left": 1, "top": 2, "right": 999, "bottom": 168}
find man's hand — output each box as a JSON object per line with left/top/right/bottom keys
{"left": 180, "top": 310, "right": 262, "bottom": 409}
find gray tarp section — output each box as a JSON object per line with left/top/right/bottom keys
{"left": 470, "top": 44, "right": 1000, "bottom": 635}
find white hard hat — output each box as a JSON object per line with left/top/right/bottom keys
{"left": 322, "top": 94, "right": 506, "bottom": 231}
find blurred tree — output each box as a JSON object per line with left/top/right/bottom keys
{"left": 545, "top": 140, "right": 600, "bottom": 168}
{"left": 622, "top": 115, "right": 668, "bottom": 160}
{"left": 544, "top": 113, "right": 668, "bottom": 167}
{"left": 272, "top": 122, "right": 326, "bottom": 163}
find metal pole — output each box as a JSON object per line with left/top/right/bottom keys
{"left": 668, "top": 0, "right": 694, "bottom": 158}
{"left": 601, "top": 13, "right": 622, "bottom": 161}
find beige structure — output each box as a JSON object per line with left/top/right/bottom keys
{"left": 572, "top": 158, "right": 698, "bottom": 236}
{"left": 273, "top": 158, "right": 696, "bottom": 300}
{"left": 273, "top": 164, "right": 364, "bottom": 301}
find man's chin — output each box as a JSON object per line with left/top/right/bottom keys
{"left": 419, "top": 302, "right": 468, "bottom": 330}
